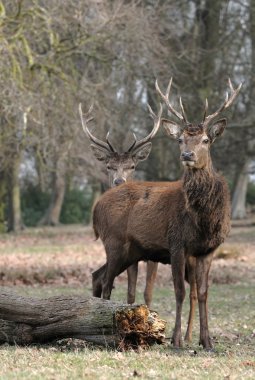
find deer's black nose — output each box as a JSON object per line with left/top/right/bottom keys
{"left": 181, "top": 151, "right": 195, "bottom": 161}
{"left": 113, "top": 178, "right": 126, "bottom": 186}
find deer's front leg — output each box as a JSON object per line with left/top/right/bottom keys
{"left": 171, "top": 249, "right": 186, "bottom": 348}
{"left": 196, "top": 253, "right": 214, "bottom": 350}
{"left": 184, "top": 256, "right": 197, "bottom": 343}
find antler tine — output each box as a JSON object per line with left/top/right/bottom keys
{"left": 147, "top": 102, "right": 163, "bottom": 138}
{"left": 179, "top": 97, "right": 189, "bottom": 124}
{"left": 225, "top": 78, "right": 242, "bottom": 107}
{"left": 155, "top": 78, "right": 184, "bottom": 122}
{"left": 79, "top": 103, "right": 112, "bottom": 152}
{"left": 79, "top": 103, "right": 94, "bottom": 134}
{"left": 166, "top": 77, "right": 173, "bottom": 99}
{"left": 203, "top": 93, "right": 228, "bottom": 127}
{"left": 127, "top": 103, "right": 163, "bottom": 153}
{"left": 203, "top": 79, "right": 242, "bottom": 127}
{"left": 106, "top": 132, "right": 116, "bottom": 153}
{"left": 203, "top": 98, "right": 208, "bottom": 123}
{"left": 228, "top": 78, "right": 234, "bottom": 92}
{"left": 127, "top": 133, "right": 137, "bottom": 152}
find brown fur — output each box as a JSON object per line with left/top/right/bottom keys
{"left": 93, "top": 174, "right": 229, "bottom": 261}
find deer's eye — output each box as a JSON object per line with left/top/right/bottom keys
{"left": 203, "top": 138, "right": 209, "bottom": 144}
{"left": 106, "top": 165, "right": 111, "bottom": 170}
{"left": 178, "top": 138, "right": 183, "bottom": 144}
{"left": 130, "top": 165, "right": 135, "bottom": 170}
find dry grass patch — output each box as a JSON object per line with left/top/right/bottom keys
{"left": 214, "top": 244, "right": 240, "bottom": 260}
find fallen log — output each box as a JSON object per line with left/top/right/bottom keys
{"left": 0, "top": 289, "right": 166, "bottom": 350}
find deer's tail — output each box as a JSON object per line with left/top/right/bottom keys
{"left": 93, "top": 224, "right": 99, "bottom": 240}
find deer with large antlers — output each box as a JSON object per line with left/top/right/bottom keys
{"left": 79, "top": 103, "right": 162, "bottom": 308}
{"left": 91, "top": 78, "right": 241, "bottom": 349}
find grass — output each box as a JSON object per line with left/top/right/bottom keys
{"left": 1, "top": 345, "right": 255, "bottom": 380}
{"left": 0, "top": 225, "right": 255, "bottom": 379}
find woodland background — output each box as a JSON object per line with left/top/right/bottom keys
{"left": 0, "top": 0, "right": 255, "bottom": 232}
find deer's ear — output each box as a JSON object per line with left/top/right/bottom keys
{"left": 90, "top": 144, "right": 111, "bottom": 162}
{"left": 132, "top": 142, "right": 152, "bottom": 162}
{"left": 162, "top": 118, "right": 182, "bottom": 139}
{"left": 208, "top": 118, "right": 227, "bottom": 142}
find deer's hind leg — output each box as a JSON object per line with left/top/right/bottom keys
{"left": 92, "top": 264, "right": 106, "bottom": 297}
{"left": 144, "top": 261, "right": 158, "bottom": 308}
{"left": 127, "top": 263, "right": 138, "bottom": 304}
{"left": 102, "top": 240, "right": 140, "bottom": 300}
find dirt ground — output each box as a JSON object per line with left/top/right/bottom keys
{"left": 0, "top": 220, "right": 254, "bottom": 290}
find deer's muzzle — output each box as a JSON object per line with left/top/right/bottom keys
{"left": 113, "top": 178, "right": 126, "bottom": 186}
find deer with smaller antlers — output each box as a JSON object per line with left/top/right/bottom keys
{"left": 79, "top": 103, "right": 162, "bottom": 308}
{"left": 91, "top": 79, "right": 241, "bottom": 349}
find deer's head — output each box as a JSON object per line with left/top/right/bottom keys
{"left": 156, "top": 78, "right": 242, "bottom": 170}
{"left": 79, "top": 103, "right": 162, "bottom": 186}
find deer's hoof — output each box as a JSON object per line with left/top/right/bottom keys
{"left": 199, "top": 337, "right": 213, "bottom": 351}
{"left": 171, "top": 334, "right": 183, "bottom": 348}
{"left": 184, "top": 333, "right": 192, "bottom": 344}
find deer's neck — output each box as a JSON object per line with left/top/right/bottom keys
{"left": 183, "top": 165, "right": 216, "bottom": 211}
{"left": 182, "top": 164, "right": 230, "bottom": 247}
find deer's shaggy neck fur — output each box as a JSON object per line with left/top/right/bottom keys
{"left": 182, "top": 159, "right": 230, "bottom": 254}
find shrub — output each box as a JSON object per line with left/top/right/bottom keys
{"left": 0, "top": 181, "right": 6, "bottom": 233}
{"left": 60, "top": 188, "right": 92, "bottom": 224}
{"left": 247, "top": 181, "right": 255, "bottom": 205}
{"left": 21, "top": 186, "right": 93, "bottom": 226}
{"left": 21, "top": 186, "right": 50, "bottom": 226}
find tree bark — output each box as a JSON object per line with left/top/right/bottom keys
{"left": 198, "top": 0, "right": 222, "bottom": 88}
{"left": 250, "top": 0, "right": 255, "bottom": 115}
{"left": 230, "top": 0, "right": 255, "bottom": 220}
{"left": 38, "top": 158, "right": 66, "bottom": 226}
{"left": 0, "top": 290, "right": 166, "bottom": 350}
{"left": 0, "top": 171, "right": 6, "bottom": 233}
{"left": 7, "top": 155, "right": 23, "bottom": 232}
{"left": 35, "top": 148, "right": 47, "bottom": 193}
{"left": 231, "top": 159, "right": 251, "bottom": 219}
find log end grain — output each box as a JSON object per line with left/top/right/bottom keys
{"left": 115, "top": 305, "right": 166, "bottom": 350}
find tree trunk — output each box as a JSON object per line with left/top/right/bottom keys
{"left": 250, "top": 0, "right": 255, "bottom": 115}
{"left": 198, "top": 0, "right": 222, "bottom": 88}
{"left": 38, "top": 159, "right": 66, "bottom": 226}
{"left": 0, "top": 171, "right": 6, "bottom": 233}
{"left": 231, "top": 159, "right": 251, "bottom": 219}
{"left": 0, "top": 290, "right": 166, "bottom": 350}
{"left": 7, "top": 155, "right": 23, "bottom": 232}
{"left": 35, "top": 149, "right": 47, "bottom": 193}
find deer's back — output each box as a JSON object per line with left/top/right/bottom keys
{"left": 93, "top": 180, "right": 184, "bottom": 248}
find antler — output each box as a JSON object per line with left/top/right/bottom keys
{"left": 202, "top": 78, "right": 242, "bottom": 127}
{"left": 79, "top": 103, "right": 116, "bottom": 153}
{"left": 127, "top": 103, "right": 163, "bottom": 152}
{"left": 155, "top": 78, "right": 189, "bottom": 124}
